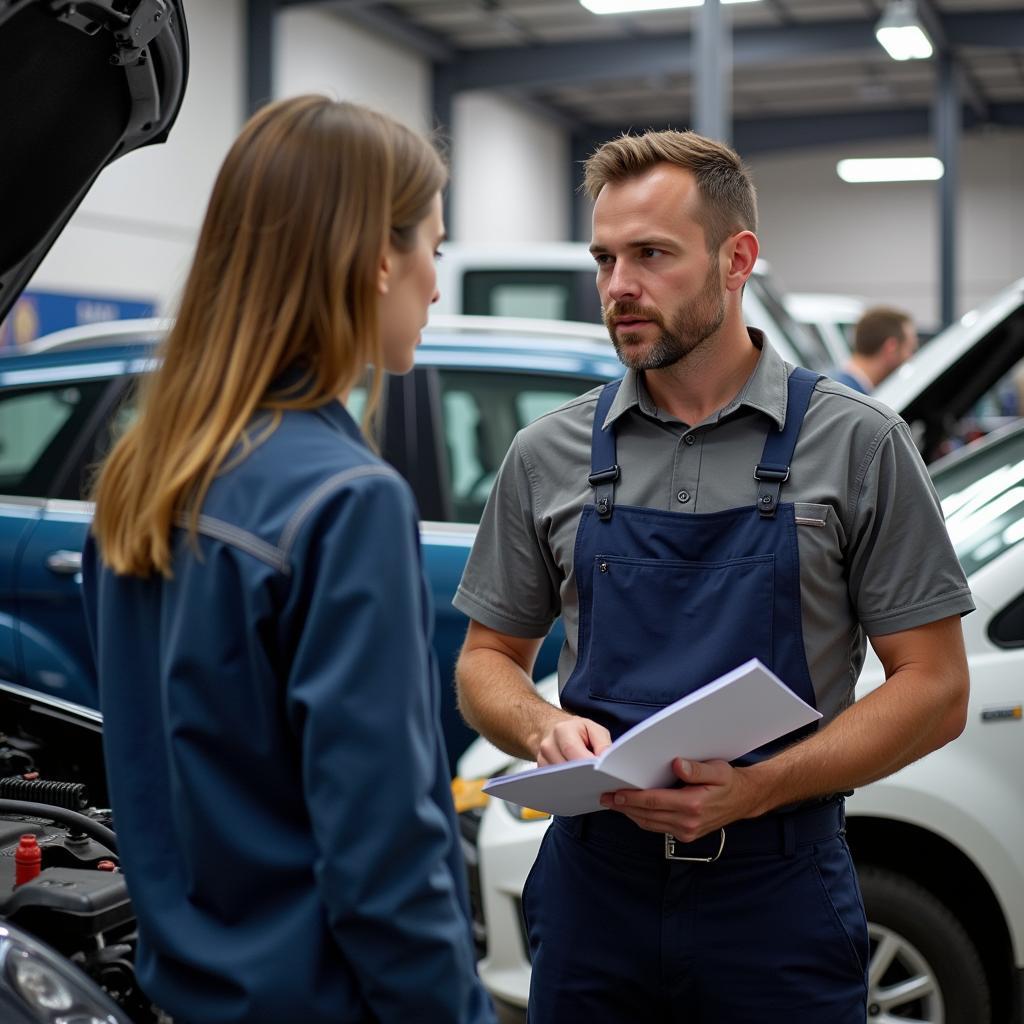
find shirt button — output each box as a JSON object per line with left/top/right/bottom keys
{"left": 677, "top": 490, "right": 690, "bottom": 504}
{"left": 684, "top": 434, "right": 696, "bottom": 446}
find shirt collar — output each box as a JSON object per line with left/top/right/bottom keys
{"left": 602, "top": 327, "right": 789, "bottom": 432}
{"left": 314, "top": 396, "right": 364, "bottom": 442}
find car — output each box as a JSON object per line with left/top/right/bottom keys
{"left": 875, "top": 277, "right": 1024, "bottom": 462}
{"left": 784, "top": 291, "right": 864, "bottom": 367}
{"left": 433, "top": 242, "right": 831, "bottom": 372}
{"left": 453, "top": 417, "right": 1024, "bottom": 1023}
{"left": 0, "top": 0, "right": 188, "bottom": 1019}
{"left": 0, "top": 313, "right": 627, "bottom": 770}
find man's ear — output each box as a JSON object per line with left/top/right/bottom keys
{"left": 723, "top": 230, "right": 759, "bottom": 292}
{"left": 378, "top": 252, "right": 392, "bottom": 296}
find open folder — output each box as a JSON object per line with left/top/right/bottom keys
{"left": 483, "top": 659, "right": 821, "bottom": 817}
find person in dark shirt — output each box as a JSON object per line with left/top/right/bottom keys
{"left": 82, "top": 95, "right": 495, "bottom": 1024}
{"left": 832, "top": 305, "right": 918, "bottom": 394}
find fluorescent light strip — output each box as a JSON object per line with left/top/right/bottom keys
{"left": 876, "top": 25, "right": 933, "bottom": 60}
{"left": 837, "top": 158, "right": 944, "bottom": 183}
{"left": 580, "top": 0, "right": 760, "bottom": 14}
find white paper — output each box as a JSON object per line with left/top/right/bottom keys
{"left": 483, "top": 659, "right": 821, "bottom": 816}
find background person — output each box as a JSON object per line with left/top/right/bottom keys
{"left": 82, "top": 96, "right": 495, "bottom": 1024}
{"left": 454, "top": 130, "right": 971, "bottom": 1024}
{"left": 832, "top": 305, "right": 919, "bottom": 394}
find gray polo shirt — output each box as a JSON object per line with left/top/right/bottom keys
{"left": 454, "top": 331, "right": 974, "bottom": 725}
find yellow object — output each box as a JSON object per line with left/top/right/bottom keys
{"left": 451, "top": 776, "right": 490, "bottom": 814}
{"left": 520, "top": 807, "right": 551, "bottom": 821}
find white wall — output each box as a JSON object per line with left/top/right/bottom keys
{"left": 275, "top": 7, "right": 431, "bottom": 132}
{"left": 26, "top": 3, "right": 435, "bottom": 319}
{"left": 451, "top": 92, "right": 570, "bottom": 243}
{"left": 30, "top": 0, "right": 246, "bottom": 314}
{"left": 749, "top": 129, "right": 1024, "bottom": 331}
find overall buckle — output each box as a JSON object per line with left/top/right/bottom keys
{"left": 664, "top": 828, "right": 726, "bottom": 862}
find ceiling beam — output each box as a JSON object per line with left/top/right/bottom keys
{"left": 447, "top": 11, "right": 1021, "bottom": 93}
{"left": 572, "top": 102, "right": 1024, "bottom": 158}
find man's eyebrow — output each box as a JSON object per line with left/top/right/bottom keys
{"left": 589, "top": 239, "right": 676, "bottom": 255}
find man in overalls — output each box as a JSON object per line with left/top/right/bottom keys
{"left": 454, "top": 130, "right": 972, "bottom": 1024}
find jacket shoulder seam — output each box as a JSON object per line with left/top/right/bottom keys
{"left": 278, "top": 464, "right": 401, "bottom": 558}
{"left": 173, "top": 512, "right": 290, "bottom": 575}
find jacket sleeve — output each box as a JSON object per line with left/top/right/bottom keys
{"left": 282, "top": 468, "right": 494, "bottom": 1024}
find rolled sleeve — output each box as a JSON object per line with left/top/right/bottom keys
{"left": 285, "top": 472, "right": 492, "bottom": 1024}
{"left": 454, "top": 434, "right": 560, "bottom": 637}
{"left": 846, "top": 419, "right": 975, "bottom": 636}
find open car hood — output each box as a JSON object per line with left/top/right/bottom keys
{"left": 0, "top": 0, "right": 189, "bottom": 322}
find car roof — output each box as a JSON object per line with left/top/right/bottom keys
{"left": 3, "top": 314, "right": 623, "bottom": 379}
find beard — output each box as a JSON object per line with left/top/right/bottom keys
{"left": 603, "top": 263, "right": 726, "bottom": 371}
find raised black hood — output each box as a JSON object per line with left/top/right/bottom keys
{"left": 0, "top": 0, "right": 189, "bottom": 322}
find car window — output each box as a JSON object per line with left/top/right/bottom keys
{"left": 461, "top": 270, "right": 603, "bottom": 324}
{"left": 437, "top": 369, "right": 602, "bottom": 523}
{"left": 932, "top": 424, "right": 1024, "bottom": 576}
{"left": 0, "top": 380, "right": 111, "bottom": 498}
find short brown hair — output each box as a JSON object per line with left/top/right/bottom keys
{"left": 583, "top": 129, "right": 757, "bottom": 251}
{"left": 854, "top": 306, "right": 913, "bottom": 357}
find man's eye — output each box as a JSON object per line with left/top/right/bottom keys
{"left": 594, "top": 254, "right": 611, "bottom": 266}
{"left": 642, "top": 248, "right": 660, "bottom": 258}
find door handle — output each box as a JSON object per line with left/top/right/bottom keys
{"left": 46, "top": 550, "right": 83, "bottom": 576}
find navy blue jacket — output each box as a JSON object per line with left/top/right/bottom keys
{"left": 81, "top": 399, "right": 494, "bottom": 1024}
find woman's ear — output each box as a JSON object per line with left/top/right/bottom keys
{"left": 378, "top": 252, "right": 392, "bottom": 296}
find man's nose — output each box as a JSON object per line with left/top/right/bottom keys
{"left": 607, "top": 261, "right": 640, "bottom": 302}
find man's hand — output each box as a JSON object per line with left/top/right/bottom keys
{"left": 599, "top": 757, "right": 759, "bottom": 840}
{"left": 536, "top": 716, "right": 613, "bottom": 766}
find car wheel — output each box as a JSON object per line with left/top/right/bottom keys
{"left": 859, "top": 865, "right": 990, "bottom": 1024}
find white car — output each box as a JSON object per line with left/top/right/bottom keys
{"left": 785, "top": 291, "right": 865, "bottom": 367}
{"left": 433, "top": 242, "right": 829, "bottom": 372}
{"left": 455, "top": 403, "right": 1024, "bottom": 1023}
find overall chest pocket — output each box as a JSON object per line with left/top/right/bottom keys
{"left": 588, "top": 553, "right": 776, "bottom": 707}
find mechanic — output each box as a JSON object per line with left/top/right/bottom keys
{"left": 833, "top": 304, "right": 919, "bottom": 395}
{"left": 82, "top": 96, "right": 494, "bottom": 1024}
{"left": 454, "top": 129, "right": 972, "bottom": 1024}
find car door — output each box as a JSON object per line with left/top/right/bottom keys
{"left": 412, "top": 361, "right": 614, "bottom": 769}
{"left": 8, "top": 372, "right": 128, "bottom": 706}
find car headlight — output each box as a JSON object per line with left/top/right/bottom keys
{"left": 0, "top": 924, "right": 127, "bottom": 1024}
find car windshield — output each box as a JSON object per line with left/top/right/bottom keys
{"left": 932, "top": 423, "right": 1024, "bottom": 576}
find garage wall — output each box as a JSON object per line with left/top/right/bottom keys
{"left": 451, "top": 92, "right": 571, "bottom": 243}
{"left": 275, "top": 7, "right": 431, "bottom": 132}
{"left": 750, "top": 129, "right": 1024, "bottom": 332}
{"left": 29, "top": 0, "right": 246, "bottom": 315}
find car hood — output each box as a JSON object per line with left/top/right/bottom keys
{"left": 0, "top": 0, "right": 189, "bottom": 322}
{"left": 874, "top": 278, "right": 1024, "bottom": 448}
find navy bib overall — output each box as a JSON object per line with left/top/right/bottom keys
{"left": 523, "top": 369, "right": 869, "bottom": 1024}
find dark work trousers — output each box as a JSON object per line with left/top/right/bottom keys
{"left": 523, "top": 803, "right": 869, "bottom": 1024}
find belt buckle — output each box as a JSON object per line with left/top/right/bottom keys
{"left": 664, "top": 828, "right": 726, "bottom": 862}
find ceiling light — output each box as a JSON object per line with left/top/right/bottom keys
{"left": 580, "top": 0, "right": 760, "bottom": 14}
{"left": 875, "top": 0, "right": 933, "bottom": 60}
{"left": 837, "top": 158, "right": 944, "bottom": 183}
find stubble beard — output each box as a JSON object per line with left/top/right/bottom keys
{"left": 604, "top": 263, "right": 726, "bottom": 372}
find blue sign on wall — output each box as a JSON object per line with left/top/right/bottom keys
{"left": 0, "top": 289, "right": 157, "bottom": 352}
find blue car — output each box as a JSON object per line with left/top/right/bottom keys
{"left": 0, "top": 313, "right": 623, "bottom": 768}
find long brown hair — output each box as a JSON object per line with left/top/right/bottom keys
{"left": 92, "top": 96, "right": 446, "bottom": 577}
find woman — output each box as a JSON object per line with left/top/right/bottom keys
{"left": 82, "top": 96, "right": 494, "bottom": 1024}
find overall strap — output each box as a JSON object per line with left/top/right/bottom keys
{"left": 755, "top": 367, "right": 821, "bottom": 519}
{"left": 589, "top": 379, "right": 623, "bottom": 521}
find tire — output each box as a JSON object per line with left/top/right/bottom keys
{"left": 858, "top": 864, "right": 991, "bottom": 1024}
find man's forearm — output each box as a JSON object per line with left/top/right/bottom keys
{"left": 456, "top": 647, "right": 569, "bottom": 762}
{"left": 744, "top": 664, "right": 968, "bottom": 817}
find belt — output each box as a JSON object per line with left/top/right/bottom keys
{"left": 554, "top": 798, "right": 845, "bottom": 862}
